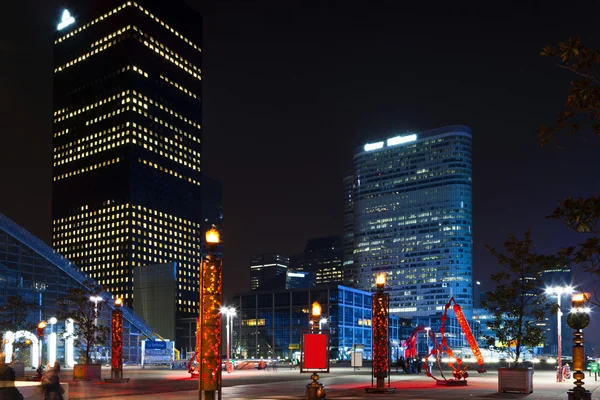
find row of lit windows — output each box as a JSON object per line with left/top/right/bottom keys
{"left": 86, "top": 105, "right": 126, "bottom": 126}
{"left": 55, "top": 1, "right": 202, "bottom": 55}
{"left": 54, "top": 3, "right": 129, "bottom": 44}
{"left": 160, "top": 74, "right": 199, "bottom": 100}
{"left": 54, "top": 133, "right": 127, "bottom": 166}
{"left": 132, "top": 104, "right": 200, "bottom": 145}
{"left": 133, "top": 26, "right": 201, "bottom": 77}
{"left": 54, "top": 123, "right": 128, "bottom": 156}
{"left": 53, "top": 157, "right": 120, "bottom": 181}
{"left": 139, "top": 36, "right": 201, "bottom": 81}
{"left": 54, "top": 90, "right": 127, "bottom": 119}
{"left": 54, "top": 202, "right": 127, "bottom": 225}
{"left": 131, "top": 121, "right": 200, "bottom": 164}
{"left": 131, "top": 90, "right": 200, "bottom": 130}
{"left": 91, "top": 26, "right": 130, "bottom": 48}
{"left": 140, "top": 158, "right": 200, "bottom": 186}
{"left": 61, "top": 65, "right": 145, "bottom": 103}
{"left": 54, "top": 37, "right": 121, "bottom": 73}
{"left": 132, "top": 204, "right": 200, "bottom": 228}
{"left": 133, "top": 130, "right": 200, "bottom": 170}
{"left": 133, "top": 1, "right": 201, "bottom": 52}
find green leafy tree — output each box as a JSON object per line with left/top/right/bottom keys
{"left": 483, "top": 231, "right": 554, "bottom": 366}
{"left": 539, "top": 38, "right": 600, "bottom": 308}
{"left": 57, "top": 281, "right": 109, "bottom": 364}
{"left": 0, "top": 295, "right": 38, "bottom": 361}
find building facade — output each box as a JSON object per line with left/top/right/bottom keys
{"left": 51, "top": 1, "right": 204, "bottom": 341}
{"left": 293, "top": 236, "right": 344, "bottom": 286}
{"left": 0, "top": 213, "right": 157, "bottom": 366}
{"left": 351, "top": 125, "right": 473, "bottom": 320}
{"left": 250, "top": 253, "right": 289, "bottom": 291}
{"left": 232, "top": 285, "right": 403, "bottom": 360}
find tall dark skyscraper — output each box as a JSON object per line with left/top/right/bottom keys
{"left": 293, "top": 236, "right": 344, "bottom": 286}
{"left": 51, "top": 0, "right": 203, "bottom": 329}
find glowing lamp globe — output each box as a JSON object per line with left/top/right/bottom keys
{"left": 376, "top": 273, "right": 386, "bottom": 288}
{"left": 205, "top": 227, "right": 220, "bottom": 244}
{"left": 312, "top": 301, "right": 322, "bottom": 318}
{"left": 114, "top": 298, "right": 123, "bottom": 307}
{"left": 38, "top": 321, "right": 47, "bottom": 329}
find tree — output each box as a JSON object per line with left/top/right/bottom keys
{"left": 539, "top": 38, "right": 600, "bottom": 308}
{"left": 57, "top": 281, "right": 109, "bottom": 364}
{"left": 483, "top": 231, "right": 554, "bottom": 366}
{"left": 0, "top": 295, "right": 38, "bottom": 361}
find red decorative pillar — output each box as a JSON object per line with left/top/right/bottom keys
{"left": 366, "top": 274, "right": 395, "bottom": 394}
{"left": 106, "top": 298, "right": 129, "bottom": 383}
{"left": 199, "top": 226, "right": 222, "bottom": 400}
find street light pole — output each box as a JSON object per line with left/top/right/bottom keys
{"left": 90, "top": 295, "right": 103, "bottom": 364}
{"left": 546, "top": 286, "right": 573, "bottom": 382}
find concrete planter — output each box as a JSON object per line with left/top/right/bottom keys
{"left": 73, "top": 363, "right": 102, "bottom": 380}
{"left": 498, "top": 367, "right": 533, "bottom": 393}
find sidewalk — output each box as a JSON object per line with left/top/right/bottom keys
{"left": 62, "top": 368, "right": 600, "bottom": 400}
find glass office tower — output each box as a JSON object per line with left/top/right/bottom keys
{"left": 352, "top": 125, "right": 473, "bottom": 319}
{"left": 51, "top": 0, "right": 203, "bottom": 330}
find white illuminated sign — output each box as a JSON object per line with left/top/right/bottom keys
{"left": 364, "top": 141, "right": 384, "bottom": 152}
{"left": 387, "top": 134, "right": 417, "bottom": 146}
{"left": 288, "top": 272, "right": 306, "bottom": 278}
{"left": 364, "top": 134, "right": 418, "bottom": 152}
{"left": 57, "top": 9, "right": 75, "bottom": 30}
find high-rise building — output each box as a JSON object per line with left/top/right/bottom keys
{"left": 293, "top": 236, "right": 344, "bottom": 286}
{"left": 250, "top": 253, "right": 289, "bottom": 291}
{"left": 51, "top": 0, "right": 204, "bottom": 339}
{"left": 342, "top": 173, "right": 357, "bottom": 287}
{"left": 350, "top": 125, "right": 473, "bottom": 319}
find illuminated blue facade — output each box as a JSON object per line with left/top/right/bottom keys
{"left": 352, "top": 125, "right": 473, "bottom": 320}
{"left": 233, "top": 285, "right": 404, "bottom": 360}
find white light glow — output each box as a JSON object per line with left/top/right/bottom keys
{"left": 49, "top": 332, "right": 57, "bottom": 366}
{"left": 65, "top": 318, "right": 75, "bottom": 368}
{"left": 287, "top": 272, "right": 306, "bottom": 278}
{"left": 364, "top": 141, "right": 384, "bottom": 152}
{"left": 387, "top": 134, "right": 417, "bottom": 147}
{"left": 57, "top": 10, "right": 75, "bottom": 31}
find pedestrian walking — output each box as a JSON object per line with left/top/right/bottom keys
{"left": 41, "top": 361, "right": 64, "bottom": 400}
{"left": 0, "top": 353, "right": 23, "bottom": 400}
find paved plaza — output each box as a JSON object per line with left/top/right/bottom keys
{"left": 18, "top": 366, "right": 600, "bottom": 400}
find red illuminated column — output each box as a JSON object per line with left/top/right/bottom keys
{"left": 372, "top": 274, "right": 389, "bottom": 389}
{"left": 111, "top": 299, "right": 123, "bottom": 380}
{"left": 199, "top": 226, "right": 222, "bottom": 400}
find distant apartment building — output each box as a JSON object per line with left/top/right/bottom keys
{"left": 293, "top": 236, "right": 344, "bottom": 286}
{"left": 349, "top": 125, "right": 473, "bottom": 319}
{"left": 249, "top": 253, "right": 289, "bottom": 291}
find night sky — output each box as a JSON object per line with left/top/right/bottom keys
{"left": 2, "top": 0, "right": 600, "bottom": 320}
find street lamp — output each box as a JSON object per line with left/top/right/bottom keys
{"left": 220, "top": 306, "right": 236, "bottom": 365}
{"left": 90, "top": 295, "right": 103, "bottom": 363}
{"left": 545, "top": 285, "right": 573, "bottom": 381}
{"left": 567, "top": 293, "right": 591, "bottom": 400}
{"left": 36, "top": 320, "right": 47, "bottom": 379}
{"left": 199, "top": 225, "right": 222, "bottom": 400}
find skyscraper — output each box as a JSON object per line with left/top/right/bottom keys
{"left": 293, "top": 236, "right": 344, "bottom": 286}
{"left": 249, "top": 253, "right": 289, "bottom": 291}
{"left": 51, "top": 0, "right": 203, "bottom": 332}
{"left": 351, "top": 125, "right": 473, "bottom": 319}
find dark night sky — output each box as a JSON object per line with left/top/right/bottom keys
{"left": 1, "top": 0, "right": 600, "bottom": 316}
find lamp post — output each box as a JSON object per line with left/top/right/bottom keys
{"left": 106, "top": 298, "right": 129, "bottom": 383}
{"left": 305, "top": 301, "right": 326, "bottom": 400}
{"left": 199, "top": 226, "right": 222, "bottom": 400}
{"left": 366, "top": 273, "right": 395, "bottom": 394}
{"left": 567, "top": 293, "right": 591, "bottom": 400}
{"left": 221, "top": 307, "right": 236, "bottom": 366}
{"left": 90, "top": 295, "right": 103, "bottom": 363}
{"left": 545, "top": 286, "right": 573, "bottom": 381}
{"left": 424, "top": 327, "right": 432, "bottom": 374}
{"left": 36, "top": 320, "right": 47, "bottom": 379}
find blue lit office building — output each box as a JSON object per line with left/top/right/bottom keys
{"left": 232, "top": 285, "right": 404, "bottom": 360}
{"left": 351, "top": 125, "right": 473, "bottom": 320}
{"left": 0, "top": 213, "right": 158, "bottom": 366}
